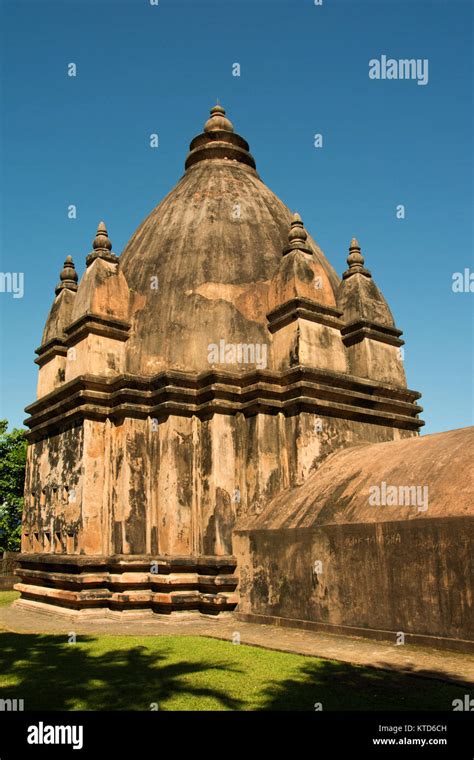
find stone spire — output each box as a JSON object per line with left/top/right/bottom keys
{"left": 267, "top": 211, "right": 346, "bottom": 372}
{"left": 343, "top": 237, "right": 371, "bottom": 279}
{"left": 55, "top": 256, "right": 78, "bottom": 295}
{"left": 268, "top": 212, "right": 339, "bottom": 315}
{"left": 86, "top": 221, "right": 117, "bottom": 266}
{"left": 283, "top": 213, "right": 313, "bottom": 256}
{"left": 41, "top": 256, "right": 78, "bottom": 350}
{"left": 337, "top": 235, "right": 406, "bottom": 385}
{"left": 93, "top": 221, "right": 112, "bottom": 252}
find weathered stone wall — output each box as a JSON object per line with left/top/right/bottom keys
{"left": 64, "top": 333, "right": 127, "bottom": 382}
{"left": 234, "top": 516, "right": 474, "bottom": 642}
{"left": 22, "top": 405, "right": 414, "bottom": 560}
{"left": 22, "top": 425, "right": 83, "bottom": 554}
{"left": 36, "top": 352, "right": 67, "bottom": 398}
{"left": 107, "top": 410, "right": 414, "bottom": 559}
{"left": 234, "top": 427, "right": 474, "bottom": 644}
{"left": 151, "top": 415, "right": 194, "bottom": 556}
{"left": 345, "top": 338, "right": 406, "bottom": 386}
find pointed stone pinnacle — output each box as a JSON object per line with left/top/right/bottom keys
{"left": 86, "top": 220, "right": 117, "bottom": 267}
{"left": 93, "top": 221, "right": 112, "bottom": 252}
{"left": 343, "top": 237, "right": 371, "bottom": 279}
{"left": 347, "top": 237, "right": 364, "bottom": 266}
{"left": 288, "top": 213, "right": 307, "bottom": 242}
{"left": 283, "top": 213, "right": 313, "bottom": 256}
{"left": 55, "top": 255, "right": 78, "bottom": 295}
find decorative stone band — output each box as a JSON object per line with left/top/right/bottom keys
{"left": 341, "top": 320, "right": 404, "bottom": 348}
{"left": 34, "top": 339, "right": 68, "bottom": 368}
{"left": 282, "top": 243, "right": 314, "bottom": 256}
{"left": 64, "top": 313, "right": 131, "bottom": 345}
{"left": 24, "top": 366, "right": 424, "bottom": 440}
{"left": 267, "top": 297, "right": 344, "bottom": 333}
{"left": 185, "top": 129, "right": 256, "bottom": 170}
{"left": 85, "top": 250, "right": 119, "bottom": 267}
{"left": 34, "top": 314, "right": 131, "bottom": 368}
{"left": 14, "top": 554, "right": 238, "bottom": 616}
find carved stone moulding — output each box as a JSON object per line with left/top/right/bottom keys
{"left": 14, "top": 554, "right": 238, "bottom": 618}
{"left": 24, "top": 366, "right": 424, "bottom": 443}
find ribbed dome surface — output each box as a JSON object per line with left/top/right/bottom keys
{"left": 119, "top": 107, "right": 340, "bottom": 375}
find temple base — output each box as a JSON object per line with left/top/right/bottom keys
{"left": 14, "top": 554, "right": 238, "bottom": 616}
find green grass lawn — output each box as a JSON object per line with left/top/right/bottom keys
{"left": 0, "top": 590, "right": 19, "bottom": 608}
{"left": 0, "top": 592, "right": 465, "bottom": 711}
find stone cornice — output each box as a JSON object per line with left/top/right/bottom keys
{"left": 64, "top": 313, "right": 131, "bottom": 345}
{"left": 35, "top": 314, "right": 131, "bottom": 367}
{"left": 16, "top": 553, "right": 236, "bottom": 573}
{"left": 267, "top": 297, "right": 344, "bottom": 333}
{"left": 341, "top": 320, "right": 404, "bottom": 348}
{"left": 24, "top": 366, "right": 424, "bottom": 440}
{"left": 85, "top": 251, "right": 119, "bottom": 267}
{"left": 185, "top": 130, "right": 256, "bottom": 171}
{"left": 15, "top": 554, "right": 238, "bottom": 614}
{"left": 34, "top": 339, "right": 68, "bottom": 367}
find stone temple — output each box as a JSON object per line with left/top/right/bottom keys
{"left": 15, "top": 105, "right": 472, "bottom": 651}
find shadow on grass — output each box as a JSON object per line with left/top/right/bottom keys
{"left": 260, "top": 658, "right": 470, "bottom": 711}
{"left": 0, "top": 632, "right": 244, "bottom": 711}
{"left": 1, "top": 631, "right": 468, "bottom": 711}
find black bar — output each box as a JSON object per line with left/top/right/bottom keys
{"left": 0, "top": 711, "right": 472, "bottom": 758}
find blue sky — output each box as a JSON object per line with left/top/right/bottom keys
{"left": 0, "top": 0, "right": 472, "bottom": 433}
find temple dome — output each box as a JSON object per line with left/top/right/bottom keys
{"left": 119, "top": 105, "right": 340, "bottom": 375}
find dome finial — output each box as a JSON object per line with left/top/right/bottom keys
{"left": 204, "top": 103, "right": 234, "bottom": 133}
{"left": 86, "top": 220, "right": 117, "bottom": 266}
{"left": 55, "top": 255, "right": 78, "bottom": 295}
{"left": 343, "top": 237, "right": 371, "bottom": 278}
{"left": 93, "top": 221, "right": 112, "bottom": 252}
{"left": 185, "top": 102, "right": 256, "bottom": 170}
{"left": 288, "top": 213, "right": 307, "bottom": 244}
{"left": 282, "top": 213, "right": 313, "bottom": 256}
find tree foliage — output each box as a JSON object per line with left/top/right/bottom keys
{"left": 0, "top": 420, "right": 27, "bottom": 553}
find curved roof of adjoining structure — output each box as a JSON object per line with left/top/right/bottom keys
{"left": 239, "top": 426, "right": 474, "bottom": 530}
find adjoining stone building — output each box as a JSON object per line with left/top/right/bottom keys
{"left": 15, "top": 105, "right": 472, "bottom": 650}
